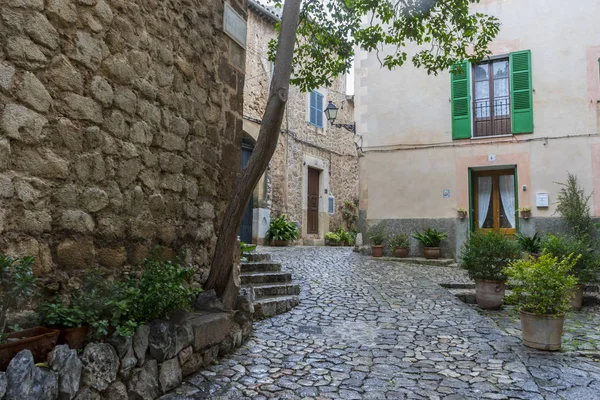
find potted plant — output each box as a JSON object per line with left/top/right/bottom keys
{"left": 412, "top": 228, "right": 447, "bottom": 259}
{"left": 265, "top": 215, "right": 299, "bottom": 246}
{"left": 460, "top": 231, "right": 521, "bottom": 309}
{"left": 0, "top": 254, "right": 59, "bottom": 370}
{"left": 515, "top": 232, "right": 542, "bottom": 259}
{"left": 389, "top": 233, "right": 409, "bottom": 258}
{"left": 457, "top": 207, "right": 468, "bottom": 219}
{"left": 368, "top": 227, "right": 386, "bottom": 257}
{"left": 38, "top": 302, "right": 90, "bottom": 350}
{"left": 543, "top": 234, "right": 599, "bottom": 311}
{"left": 325, "top": 231, "right": 342, "bottom": 246}
{"left": 519, "top": 207, "right": 531, "bottom": 220}
{"left": 504, "top": 254, "right": 578, "bottom": 351}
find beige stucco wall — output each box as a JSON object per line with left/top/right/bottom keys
{"left": 356, "top": 0, "right": 600, "bottom": 222}
{"left": 244, "top": 9, "right": 359, "bottom": 243}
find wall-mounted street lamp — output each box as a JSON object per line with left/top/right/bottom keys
{"left": 324, "top": 101, "right": 356, "bottom": 134}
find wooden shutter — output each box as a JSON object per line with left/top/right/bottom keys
{"left": 451, "top": 61, "right": 471, "bottom": 139}
{"left": 510, "top": 50, "right": 533, "bottom": 134}
{"left": 316, "top": 92, "right": 324, "bottom": 128}
{"left": 309, "top": 91, "right": 317, "bottom": 125}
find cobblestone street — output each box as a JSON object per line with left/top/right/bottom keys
{"left": 167, "top": 247, "right": 600, "bottom": 399}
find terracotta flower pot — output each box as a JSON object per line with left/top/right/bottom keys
{"left": 475, "top": 279, "right": 506, "bottom": 310}
{"left": 0, "top": 327, "right": 59, "bottom": 371}
{"left": 394, "top": 248, "right": 409, "bottom": 258}
{"left": 423, "top": 247, "right": 440, "bottom": 259}
{"left": 570, "top": 284, "right": 585, "bottom": 311}
{"left": 271, "top": 240, "right": 289, "bottom": 247}
{"left": 520, "top": 210, "right": 531, "bottom": 220}
{"left": 457, "top": 211, "right": 468, "bottom": 219}
{"left": 519, "top": 310, "right": 565, "bottom": 351}
{"left": 58, "top": 325, "right": 90, "bottom": 349}
{"left": 371, "top": 245, "right": 384, "bottom": 257}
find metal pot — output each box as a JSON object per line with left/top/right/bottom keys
{"left": 423, "top": 247, "right": 440, "bottom": 259}
{"left": 475, "top": 279, "right": 506, "bottom": 310}
{"left": 570, "top": 284, "right": 585, "bottom": 311}
{"left": 520, "top": 310, "right": 565, "bottom": 351}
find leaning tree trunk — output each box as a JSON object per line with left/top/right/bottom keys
{"left": 204, "top": 0, "right": 302, "bottom": 297}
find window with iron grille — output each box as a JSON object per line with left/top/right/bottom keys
{"left": 309, "top": 91, "right": 324, "bottom": 128}
{"left": 472, "top": 59, "right": 511, "bottom": 137}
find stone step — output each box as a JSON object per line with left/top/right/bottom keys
{"left": 240, "top": 272, "right": 292, "bottom": 285}
{"left": 241, "top": 261, "right": 282, "bottom": 273}
{"left": 244, "top": 282, "right": 301, "bottom": 298}
{"left": 380, "top": 257, "right": 456, "bottom": 267}
{"left": 253, "top": 295, "right": 300, "bottom": 319}
{"left": 449, "top": 288, "right": 600, "bottom": 306}
{"left": 245, "top": 253, "right": 271, "bottom": 262}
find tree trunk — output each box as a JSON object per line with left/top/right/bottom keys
{"left": 204, "top": 0, "right": 302, "bottom": 297}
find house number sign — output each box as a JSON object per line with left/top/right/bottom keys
{"left": 443, "top": 189, "right": 451, "bottom": 199}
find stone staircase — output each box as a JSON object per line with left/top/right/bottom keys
{"left": 241, "top": 253, "right": 300, "bottom": 319}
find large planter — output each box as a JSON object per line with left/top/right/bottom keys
{"left": 271, "top": 240, "right": 289, "bottom": 247}
{"left": 0, "top": 327, "right": 59, "bottom": 371}
{"left": 371, "top": 245, "right": 384, "bottom": 257}
{"left": 570, "top": 284, "right": 585, "bottom": 311}
{"left": 475, "top": 279, "right": 506, "bottom": 310}
{"left": 58, "top": 325, "right": 90, "bottom": 349}
{"left": 520, "top": 310, "right": 565, "bottom": 351}
{"left": 394, "top": 248, "right": 409, "bottom": 258}
{"left": 423, "top": 247, "right": 440, "bottom": 259}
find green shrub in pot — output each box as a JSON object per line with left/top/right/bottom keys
{"left": 504, "top": 253, "right": 578, "bottom": 350}
{"left": 411, "top": 228, "right": 447, "bottom": 259}
{"left": 515, "top": 232, "right": 542, "bottom": 256}
{"left": 265, "top": 215, "right": 299, "bottom": 245}
{"left": 368, "top": 227, "right": 386, "bottom": 257}
{"left": 389, "top": 234, "right": 409, "bottom": 257}
{"left": 460, "top": 231, "right": 521, "bottom": 309}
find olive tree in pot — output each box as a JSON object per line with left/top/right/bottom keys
{"left": 460, "top": 231, "right": 521, "bottom": 310}
{"left": 504, "top": 254, "right": 578, "bottom": 351}
{"left": 412, "top": 228, "right": 447, "bottom": 259}
{"left": 389, "top": 234, "right": 409, "bottom": 258}
{"left": 368, "top": 227, "right": 386, "bottom": 257}
{"left": 543, "top": 234, "right": 599, "bottom": 311}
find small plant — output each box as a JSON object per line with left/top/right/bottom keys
{"left": 461, "top": 231, "right": 521, "bottom": 281}
{"left": 240, "top": 242, "right": 257, "bottom": 262}
{"left": 518, "top": 206, "right": 531, "bottom": 212}
{"left": 504, "top": 253, "right": 578, "bottom": 315}
{"left": 389, "top": 233, "right": 409, "bottom": 250}
{"left": 457, "top": 207, "right": 468, "bottom": 213}
{"left": 457, "top": 207, "right": 468, "bottom": 219}
{"left": 0, "top": 255, "right": 37, "bottom": 342}
{"left": 325, "top": 231, "right": 342, "bottom": 245}
{"left": 38, "top": 302, "right": 87, "bottom": 328}
{"left": 265, "top": 215, "right": 299, "bottom": 244}
{"left": 543, "top": 234, "right": 599, "bottom": 283}
{"left": 368, "top": 227, "right": 386, "bottom": 246}
{"left": 342, "top": 200, "right": 359, "bottom": 231}
{"left": 412, "top": 228, "right": 447, "bottom": 248}
{"left": 515, "top": 232, "right": 542, "bottom": 254}
{"left": 555, "top": 173, "right": 594, "bottom": 240}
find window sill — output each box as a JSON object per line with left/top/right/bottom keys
{"left": 470, "top": 134, "right": 513, "bottom": 140}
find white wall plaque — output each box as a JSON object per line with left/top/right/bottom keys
{"left": 224, "top": 2, "right": 247, "bottom": 49}
{"left": 536, "top": 193, "right": 549, "bottom": 208}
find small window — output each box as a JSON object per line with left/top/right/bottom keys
{"left": 472, "top": 59, "right": 511, "bottom": 137}
{"left": 309, "top": 91, "right": 324, "bottom": 128}
{"left": 328, "top": 196, "right": 335, "bottom": 214}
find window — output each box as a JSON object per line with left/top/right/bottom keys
{"left": 472, "top": 59, "right": 511, "bottom": 137}
{"left": 451, "top": 50, "right": 533, "bottom": 139}
{"left": 309, "top": 91, "right": 324, "bottom": 128}
{"left": 472, "top": 169, "right": 517, "bottom": 235}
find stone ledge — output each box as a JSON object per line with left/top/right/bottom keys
{"left": 377, "top": 257, "right": 456, "bottom": 267}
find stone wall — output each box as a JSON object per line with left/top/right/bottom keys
{"left": 0, "top": 0, "right": 245, "bottom": 288}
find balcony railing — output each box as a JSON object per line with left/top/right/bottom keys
{"left": 473, "top": 98, "right": 511, "bottom": 137}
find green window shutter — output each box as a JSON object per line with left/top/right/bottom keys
{"left": 510, "top": 50, "right": 533, "bottom": 134}
{"left": 451, "top": 61, "right": 471, "bottom": 140}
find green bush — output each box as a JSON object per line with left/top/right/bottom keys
{"left": 326, "top": 228, "right": 355, "bottom": 246}
{"left": 515, "top": 232, "right": 542, "bottom": 254}
{"left": 1, "top": 255, "right": 37, "bottom": 342}
{"left": 240, "top": 242, "right": 257, "bottom": 262}
{"left": 542, "top": 234, "right": 599, "bottom": 283}
{"left": 325, "top": 231, "right": 342, "bottom": 245}
{"left": 368, "top": 227, "right": 386, "bottom": 245}
{"left": 504, "top": 253, "right": 578, "bottom": 315}
{"left": 265, "top": 215, "right": 299, "bottom": 244}
{"left": 389, "top": 233, "right": 409, "bottom": 250}
{"left": 460, "top": 231, "right": 521, "bottom": 281}
{"left": 556, "top": 173, "right": 594, "bottom": 239}
{"left": 412, "top": 228, "right": 447, "bottom": 248}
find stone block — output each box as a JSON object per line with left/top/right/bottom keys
{"left": 102, "top": 56, "right": 135, "bottom": 85}
{"left": 93, "top": 0, "right": 113, "bottom": 25}
{"left": 0, "top": 140, "right": 9, "bottom": 171}
{"left": 90, "top": 76, "right": 113, "bottom": 106}
{"left": 56, "top": 238, "right": 94, "bottom": 269}
{"left": 6, "top": 350, "right": 59, "bottom": 400}
{"left": 49, "top": 344, "right": 83, "bottom": 400}
{"left": 97, "top": 216, "right": 125, "bottom": 239}
{"left": 2, "top": 103, "right": 48, "bottom": 143}
{"left": 103, "top": 110, "right": 126, "bottom": 138}
{"left": 25, "top": 12, "right": 60, "bottom": 50}
{"left": 47, "top": 0, "right": 78, "bottom": 24}
{"left": 160, "top": 173, "right": 184, "bottom": 192}
{"left": 104, "top": 381, "right": 127, "bottom": 400}
{"left": 60, "top": 94, "right": 103, "bottom": 123}
{"left": 159, "top": 153, "right": 184, "bottom": 174}
{"left": 177, "top": 346, "right": 193, "bottom": 366}
{"left": 133, "top": 325, "right": 149, "bottom": 367}
{"left": 0, "top": 61, "right": 16, "bottom": 91}
{"left": 14, "top": 148, "right": 69, "bottom": 179}
{"left": 6, "top": 0, "right": 44, "bottom": 10}
{"left": 6, "top": 37, "right": 47, "bottom": 69}
{"left": 45, "top": 55, "right": 84, "bottom": 93}
{"left": 74, "top": 153, "right": 106, "bottom": 182}
{"left": 81, "top": 343, "right": 119, "bottom": 392}
{"left": 81, "top": 187, "right": 109, "bottom": 212}
{"left": 113, "top": 87, "right": 137, "bottom": 115}
{"left": 22, "top": 210, "right": 52, "bottom": 234}
{"left": 17, "top": 72, "right": 53, "bottom": 113}
{"left": 127, "top": 360, "right": 158, "bottom": 400}
{"left": 117, "top": 158, "right": 143, "bottom": 188}
{"left": 97, "top": 247, "right": 127, "bottom": 269}
{"left": 73, "top": 387, "right": 100, "bottom": 400}
{"left": 190, "top": 313, "right": 232, "bottom": 352}
{"left": 59, "top": 210, "right": 95, "bottom": 233}
{"left": 158, "top": 358, "right": 181, "bottom": 394}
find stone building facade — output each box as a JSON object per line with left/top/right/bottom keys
{"left": 243, "top": 1, "right": 359, "bottom": 245}
{"left": 0, "top": 0, "right": 245, "bottom": 288}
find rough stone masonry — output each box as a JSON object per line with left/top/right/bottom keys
{"left": 0, "top": 0, "right": 246, "bottom": 290}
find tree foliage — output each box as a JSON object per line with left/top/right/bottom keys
{"left": 269, "top": 0, "right": 500, "bottom": 92}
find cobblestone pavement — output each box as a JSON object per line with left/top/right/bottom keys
{"left": 167, "top": 247, "right": 600, "bottom": 399}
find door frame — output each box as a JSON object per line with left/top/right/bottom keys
{"left": 307, "top": 167, "right": 320, "bottom": 234}
{"left": 302, "top": 155, "right": 330, "bottom": 240}
{"left": 468, "top": 166, "right": 519, "bottom": 234}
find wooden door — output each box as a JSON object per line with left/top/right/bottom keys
{"left": 307, "top": 168, "right": 320, "bottom": 234}
{"left": 473, "top": 169, "right": 517, "bottom": 235}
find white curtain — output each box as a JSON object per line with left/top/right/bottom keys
{"left": 499, "top": 175, "right": 516, "bottom": 228}
{"left": 478, "top": 176, "right": 493, "bottom": 228}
